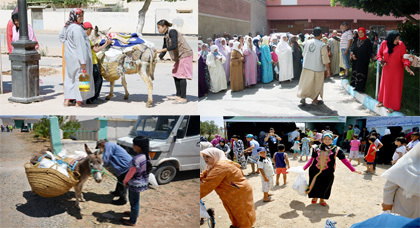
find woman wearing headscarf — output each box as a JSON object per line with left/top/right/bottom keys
{"left": 260, "top": 36, "right": 274, "bottom": 83}
{"left": 9, "top": 7, "right": 39, "bottom": 53}
{"left": 376, "top": 30, "right": 415, "bottom": 113}
{"left": 216, "top": 139, "right": 232, "bottom": 160}
{"left": 290, "top": 36, "right": 303, "bottom": 81}
{"left": 59, "top": 8, "right": 94, "bottom": 107}
{"left": 303, "top": 132, "right": 362, "bottom": 206}
{"left": 349, "top": 27, "right": 373, "bottom": 92}
{"left": 200, "top": 148, "right": 256, "bottom": 228}
{"left": 230, "top": 41, "right": 245, "bottom": 92}
{"left": 206, "top": 45, "right": 227, "bottom": 93}
{"left": 377, "top": 129, "right": 396, "bottom": 165}
{"left": 243, "top": 36, "right": 258, "bottom": 87}
{"left": 156, "top": 19, "right": 193, "bottom": 104}
{"left": 198, "top": 44, "right": 211, "bottom": 97}
{"left": 381, "top": 144, "right": 420, "bottom": 218}
{"left": 253, "top": 37, "right": 262, "bottom": 82}
{"left": 215, "top": 38, "right": 231, "bottom": 83}
{"left": 276, "top": 34, "right": 294, "bottom": 82}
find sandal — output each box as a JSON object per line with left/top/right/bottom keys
{"left": 320, "top": 201, "right": 328, "bottom": 206}
{"left": 173, "top": 99, "right": 187, "bottom": 104}
{"left": 376, "top": 102, "right": 383, "bottom": 107}
{"left": 166, "top": 96, "right": 179, "bottom": 100}
{"left": 386, "top": 108, "right": 394, "bottom": 113}
{"left": 263, "top": 198, "right": 275, "bottom": 202}
{"left": 311, "top": 199, "right": 317, "bottom": 204}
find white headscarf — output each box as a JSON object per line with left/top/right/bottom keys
{"left": 243, "top": 35, "right": 253, "bottom": 52}
{"left": 200, "top": 148, "right": 228, "bottom": 171}
{"left": 276, "top": 34, "right": 292, "bottom": 55}
{"left": 232, "top": 41, "right": 243, "bottom": 55}
{"left": 262, "top": 36, "right": 270, "bottom": 46}
{"left": 381, "top": 143, "right": 420, "bottom": 198}
{"left": 384, "top": 129, "right": 391, "bottom": 135}
{"left": 210, "top": 45, "right": 219, "bottom": 53}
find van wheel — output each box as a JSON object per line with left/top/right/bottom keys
{"left": 155, "top": 163, "right": 177, "bottom": 185}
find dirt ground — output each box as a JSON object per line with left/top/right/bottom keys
{"left": 0, "top": 131, "right": 199, "bottom": 228}
{"left": 200, "top": 153, "right": 390, "bottom": 228}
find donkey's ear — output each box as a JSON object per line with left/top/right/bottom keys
{"left": 85, "top": 144, "right": 93, "bottom": 155}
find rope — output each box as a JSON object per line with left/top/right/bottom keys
{"left": 89, "top": 163, "right": 124, "bottom": 185}
{"left": 38, "top": 154, "right": 77, "bottom": 171}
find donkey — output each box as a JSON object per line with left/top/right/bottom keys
{"left": 72, "top": 144, "right": 104, "bottom": 207}
{"left": 92, "top": 27, "right": 158, "bottom": 108}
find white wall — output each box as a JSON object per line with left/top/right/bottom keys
{"left": 0, "top": 0, "right": 198, "bottom": 34}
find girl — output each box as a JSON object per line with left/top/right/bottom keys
{"left": 257, "top": 148, "right": 274, "bottom": 202}
{"left": 291, "top": 135, "right": 301, "bottom": 160}
{"left": 304, "top": 132, "right": 362, "bottom": 206}
{"left": 365, "top": 137, "right": 377, "bottom": 174}
{"left": 121, "top": 136, "right": 151, "bottom": 226}
{"left": 156, "top": 19, "right": 193, "bottom": 104}
{"left": 349, "top": 135, "right": 361, "bottom": 165}
{"left": 391, "top": 137, "right": 407, "bottom": 165}
{"left": 300, "top": 133, "right": 311, "bottom": 161}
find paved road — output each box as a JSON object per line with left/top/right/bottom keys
{"left": 1, "top": 55, "right": 198, "bottom": 115}
{"left": 198, "top": 77, "right": 377, "bottom": 116}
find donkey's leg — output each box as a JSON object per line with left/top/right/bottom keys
{"left": 106, "top": 81, "right": 115, "bottom": 100}
{"left": 121, "top": 74, "right": 130, "bottom": 100}
{"left": 139, "top": 62, "right": 153, "bottom": 108}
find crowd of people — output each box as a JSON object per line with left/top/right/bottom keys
{"left": 199, "top": 125, "right": 420, "bottom": 227}
{"left": 199, "top": 22, "right": 419, "bottom": 111}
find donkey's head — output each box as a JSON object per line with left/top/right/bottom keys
{"left": 85, "top": 144, "right": 104, "bottom": 183}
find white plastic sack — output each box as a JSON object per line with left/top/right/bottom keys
{"left": 38, "top": 151, "right": 69, "bottom": 177}
{"left": 105, "top": 47, "right": 123, "bottom": 62}
{"left": 148, "top": 173, "right": 159, "bottom": 188}
{"left": 57, "top": 149, "right": 68, "bottom": 158}
{"left": 287, "top": 166, "right": 308, "bottom": 196}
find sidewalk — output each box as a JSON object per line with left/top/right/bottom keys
{"left": 341, "top": 79, "right": 404, "bottom": 116}
{"left": 0, "top": 55, "right": 198, "bottom": 115}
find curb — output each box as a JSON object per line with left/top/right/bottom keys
{"left": 341, "top": 79, "right": 404, "bottom": 116}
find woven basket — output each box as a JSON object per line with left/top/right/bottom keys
{"left": 24, "top": 161, "right": 80, "bottom": 198}
{"left": 99, "top": 61, "right": 121, "bottom": 82}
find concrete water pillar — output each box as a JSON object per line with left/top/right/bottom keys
{"left": 8, "top": 0, "right": 42, "bottom": 103}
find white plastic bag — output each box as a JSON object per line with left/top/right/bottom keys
{"left": 200, "top": 201, "right": 210, "bottom": 218}
{"left": 38, "top": 151, "right": 69, "bottom": 177}
{"left": 148, "top": 173, "right": 159, "bottom": 188}
{"left": 287, "top": 166, "right": 308, "bottom": 196}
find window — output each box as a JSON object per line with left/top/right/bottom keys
{"left": 282, "top": 0, "right": 297, "bottom": 5}
{"left": 186, "top": 116, "right": 200, "bottom": 137}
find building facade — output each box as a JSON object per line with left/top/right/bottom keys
{"left": 267, "top": 0, "right": 409, "bottom": 36}
{"left": 199, "top": 0, "right": 267, "bottom": 39}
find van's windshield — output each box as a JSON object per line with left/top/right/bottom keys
{"left": 130, "top": 116, "right": 180, "bottom": 139}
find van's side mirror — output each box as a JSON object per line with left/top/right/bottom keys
{"left": 176, "top": 129, "right": 185, "bottom": 139}
{"left": 173, "top": 136, "right": 177, "bottom": 143}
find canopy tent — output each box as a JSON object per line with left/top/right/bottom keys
{"left": 224, "top": 116, "right": 347, "bottom": 123}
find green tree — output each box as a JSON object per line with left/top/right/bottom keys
{"left": 33, "top": 116, "right": 81, "bottom": 140}
{"left": 200, "top": 121, "right": 219, "bottom": 140}
{"left": 330, "top": 0, "right": 419, "bottom": 24}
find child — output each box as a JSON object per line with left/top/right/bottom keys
{"left": 365, "top": 137, "right": 377, "bottom": 174}
{"left": 300, "top": 133, "right": 311, "bottom": 161}
{"left": 349, "top": 135, "right": 361, "bottom": 165}
{"left": 392, "top": 137, "right": 407, "bottom": 165}
{"left": 271, "top": 45, "right": 279, "bottom": 80}
{"left": 121, "top": 136, "right": 151, "bottom": 226}
{"left": 291, "top": 136, "right": 301, "bottom": 160}
{"left": 273, "top": 144, "right": 290, "bottom": 185}
{"left": 257, "top": 148, "right": 274, "bottom": 202}
{"left": 406, "top": 132, "right": 419, "bottom": 152}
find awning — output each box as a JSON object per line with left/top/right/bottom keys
{"left": 366, "top": 117, "right": 420, "bottom": 127}
{"left": 224, "top": 116, "right": 346, "bottom": 123}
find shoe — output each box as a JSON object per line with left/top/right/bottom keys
{"left": 320, "top": 201, "right": 328, "bottom": 206}
{"left": 311, "top": 199, "right": 317, "bottom": 204}
{"left": 120, "top": 218, "right": 135, "bottom": 226}
{"left": 109, "top": 191, "right": 119, "bottom": 196}
{"left": 112, "top": 198, "right": 127, "bottom": 205}
{"left": 300, "top": 98, "right": 306, "bottom": 104}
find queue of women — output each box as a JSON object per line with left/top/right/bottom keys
{"left": 200, "top": 130, "right": 420, "bottom": 228}
{"left": 199, "top": 23, "right": 419, "bottom": 112}
{"left": 7, "top": 7, "right": 192, "bottom": 107}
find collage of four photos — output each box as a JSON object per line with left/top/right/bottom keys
{"left": 0, "top": 0, "right": 419, "bottom": 227}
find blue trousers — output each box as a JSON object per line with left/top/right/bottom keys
{"left": 128, "top": 190, "right": 140, "bottom": 224}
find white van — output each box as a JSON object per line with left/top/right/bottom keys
{"left": 117, "top": 115, "right": 200, "bottom": 184}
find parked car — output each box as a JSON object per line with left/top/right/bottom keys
{"left": 21, "top": 125, "right": 29, "bottom": 132}
{"left": 117, "top": 115, "right": 200, "bottom": 184}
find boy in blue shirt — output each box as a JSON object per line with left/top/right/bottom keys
{"left": 273, "top": 144, "right": 290, "bottom": 186}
